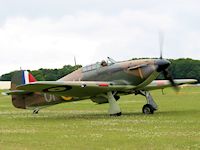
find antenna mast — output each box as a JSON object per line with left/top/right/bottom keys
{"left": 74, "top": 56, "right": 77, "bottom": 66}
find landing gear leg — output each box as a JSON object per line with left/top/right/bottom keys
{"left": 139, "top": 91, "right": 158, "bottom": 114}
{"left": 33, "top": 108, "right": 39, "bottom": 114}
{"left": 107, "top": 92, "right": 121, "bottom": 116}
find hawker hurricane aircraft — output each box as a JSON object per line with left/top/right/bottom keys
{"left": 5, "top": 57, "right": 197, "bottom": 116}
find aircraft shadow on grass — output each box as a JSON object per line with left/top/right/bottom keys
{"left": 17, "top": 110, "right": 199, "bottom": 121}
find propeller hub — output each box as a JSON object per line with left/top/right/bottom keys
{"left": 156, "top": 59, "right": 171, "bottom": 72}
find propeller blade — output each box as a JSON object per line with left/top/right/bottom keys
{"left": 159, "top": 32, "right": 164, "bottom": 59}
{"left": 157, "top": 32, "right": 178, "bottom": 91}
{"left": 162, "top": 69, "right": 179, "bottom": 92}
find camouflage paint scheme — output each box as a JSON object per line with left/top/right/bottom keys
{"left": 7, "top": 58, "right": 197, "bottom": 112}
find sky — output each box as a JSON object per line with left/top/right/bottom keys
{"left": 0, "top": 0, "right": 200, "bottom": 75}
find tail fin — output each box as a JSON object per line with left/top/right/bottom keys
{"left": 10, "top": 71, "right": 63, "bottom": 110}
{"left": 11, "top": 70, "right": 37, "bottom": 109}
{"left": 11, "top": 70, "right": 36, "bottom": 90}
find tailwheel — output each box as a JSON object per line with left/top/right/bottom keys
{"left": 142, "top": 104, "right": 155, "bottom": 114}
{"left": 33, "top": 108, "right": 39, "bottom": 114}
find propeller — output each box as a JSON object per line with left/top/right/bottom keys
{"left": 158, "top": 32, "right": 179, "bottom": 92}
{"left": 162, "top": 69, "right": 179, "bottom": 92}
{"left": 159, "top": 31, "right": 164, "bottom": 59}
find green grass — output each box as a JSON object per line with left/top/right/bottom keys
{"left": 0, "top": 87, "right": 200, "bottom": 150}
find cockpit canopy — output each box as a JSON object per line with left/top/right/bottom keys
{"left": 82, "top": 57, "right": 116, "bottom": 72}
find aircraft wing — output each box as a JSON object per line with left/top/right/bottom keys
{"left": 16, "top": 79, "right": 197, "bottom": 97}
{"left": 16, "top": 81, "right": 135, "bottom": 97}
{"left": 141, "top": 79, "right": 197, "bottom": 91}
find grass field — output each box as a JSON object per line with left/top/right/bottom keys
{"left": 0, "top": 87, "right": 200, "bottom": 150}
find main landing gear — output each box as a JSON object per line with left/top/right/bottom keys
{"left": 142, "top": 104, "right": 155, "bottom": 114}
{"left": 107, "top": 92, "right": 121, "bottom": 116}
{"left": 137, "top": 91, "right": 158, "bottom": 114}
{"left": 106, "top": 90, "right": 157, "bottom": 116}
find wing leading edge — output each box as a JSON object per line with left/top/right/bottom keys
{"left": 141, "top": 79, "right": 197, "bottom": 91}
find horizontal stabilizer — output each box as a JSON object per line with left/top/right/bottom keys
{"left": 1, "top": 92, "right": 9, "bottom": 96}
{"left": 4, "top": 90, "right": 33, "bottom": 95}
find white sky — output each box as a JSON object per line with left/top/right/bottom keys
{"left": 0, "top": 0, "right": 200, "bottom": 75}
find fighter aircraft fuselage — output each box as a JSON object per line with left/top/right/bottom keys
{"left": 9, "top": 57, "right": 191, "bottom": 116}
{"left": 60, "top": 59, "right": 169, "bottom": 88}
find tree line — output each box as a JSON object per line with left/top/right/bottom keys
{"left": 0, "top": 65, "right": 82, "bottom": 81}
{"left": 1, "top": 58, "right": 200, "bottom": 82}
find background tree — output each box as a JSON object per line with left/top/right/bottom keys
{"left": 1, "top": 59, "right": 200, "bottom": 82}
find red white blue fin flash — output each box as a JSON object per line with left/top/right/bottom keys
{"left": 22, "top": 70, "right": 36, "bottom": 84}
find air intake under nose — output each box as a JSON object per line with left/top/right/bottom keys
{"left": 156, "top": 59, "right": 171, "bottom": 72}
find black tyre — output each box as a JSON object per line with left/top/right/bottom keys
{"left": 142, "top": 104, "right": 155, "bottom": 114}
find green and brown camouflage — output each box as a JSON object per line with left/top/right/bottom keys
{"left": 10, "top": 71, "right": 66, "bottom": 109}
{"left": 60, "top": 59, "right": 157, "bottom": 85}
{"left": 6, "top": 57, "right": 197, "bottom": 115}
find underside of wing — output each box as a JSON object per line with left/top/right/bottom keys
{"left": 141, "top": 79, "right": 197, "bottom": 91}
{"left": 16, "top": 81, "right": 135, "bottom": 98}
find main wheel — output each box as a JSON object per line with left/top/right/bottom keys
{"left": 142, "top": 104, "right": 155, "bottom": 114}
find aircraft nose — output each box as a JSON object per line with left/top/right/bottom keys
{"left": 156, "top": 59, "right": 171, "bottom": 72}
